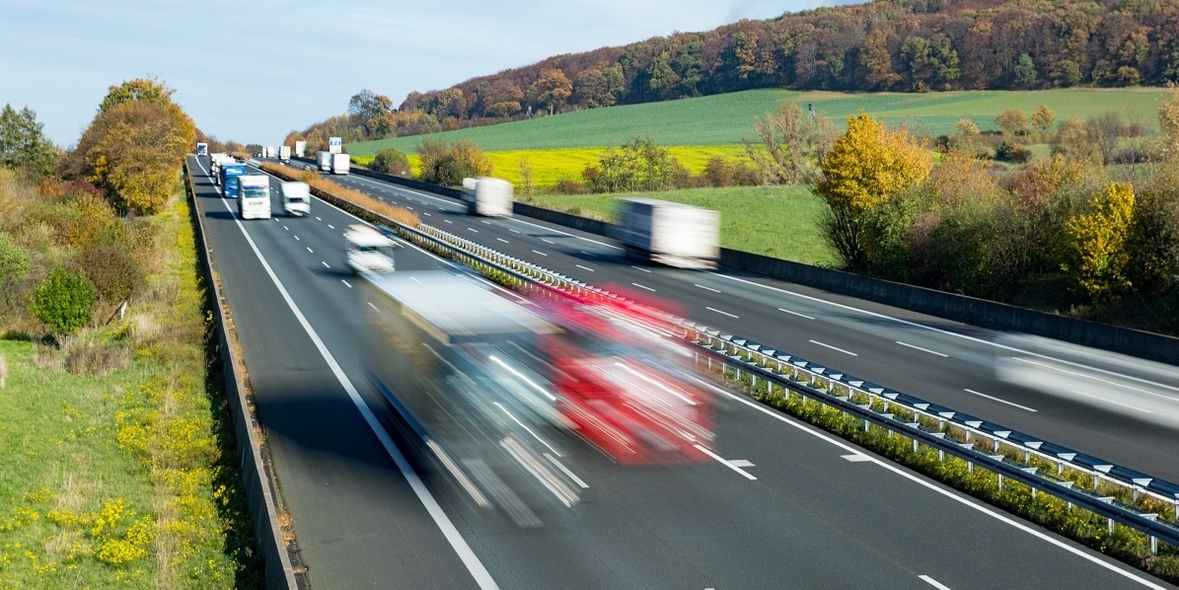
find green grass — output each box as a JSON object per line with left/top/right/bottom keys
{"left": 523, "top": 184, "right": 840, "bottom": 266}
{"left": 348, "top": 88, "right": 1170, "bottom": 156}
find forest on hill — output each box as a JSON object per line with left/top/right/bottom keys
{"left": 288, "top": 0, "right": 1179, "bottom": 150}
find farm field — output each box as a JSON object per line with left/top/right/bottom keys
{"left": 347, "top": 87, "right": 1169, "bottom": 156}
{"left": 521, "top": 184, "right": 839, "bottom": 267}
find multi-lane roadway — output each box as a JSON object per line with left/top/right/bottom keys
{"left": 188, "top": 156, "right": 1178, "bottom": 589}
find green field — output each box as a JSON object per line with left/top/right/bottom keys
{"left": 522, "top": 184, "right": 839, "bottom": 266}
{"left": 348, "top": 88, "right": 1169, "bottom": 156}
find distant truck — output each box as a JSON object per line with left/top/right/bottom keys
{"left": 616, "top": 198, "right": 720, "bottom": 270}
{"left": 237, "top": 175, "right": 272, "bottom": 219}
{"left": 279, "top": 145, "right": 291, "bottom": 163}
{"left": 461, "top": 177, "right": 512, "bottom": 217}
{"left": 331, "top": 153, "right": 350, "bottom": 175}
{"left": 344, "top": 224, "right": 397, "bottom": 274}
{"left": 263, "top": 146, "right": 276, "bottom": 159}
{"left": 317, "top": 151, "right": 331, "bottom": 171}
{"left": 295, "top": 140, "right": 306, "bottom": 158}
{"left": 196, "top": 142, "right": 208, "bottom": 157}
{"left": 219, "top": 162, "right": 246, "bottom": 198}
{"left": 280, "top": 181, "right": 310, "bottom": 217}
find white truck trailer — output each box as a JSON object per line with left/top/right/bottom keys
{"left": 461, "top": 177, "right": 513, "bottom": 217}
{"left": 280, "top": 181, "right": 310, "bottom": 217}
{"left": 345, "top": 225, "right": 397, "bottom": 274}
{"left": 317, "top": 151, "right": 332, "bottom": 171}
{"left": 279, "top": 145, "right": 291, "bottom": 163}
{"left": 237, "top": 174, "right": 272, "bottom": 219}
{"left": 331, "top": 153, "right": 350, "bottom": 175}
{"left": 616, "top": 198, "right": 720, "bottom": 270}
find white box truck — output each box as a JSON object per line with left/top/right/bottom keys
{"left": 281, "top": 181, "right": 310, "bottom": 217}
{"left": 462, "top": 177, "right": 512, "bottom": 217}
{"left": 617, "top": 198, "right": 720, "bottom": 270}
{"left": 317, "top": 151, "right": 332, "bottom": 171}
{"left": 237, "top": 174, "right": 272, "bottom": 220}
{"left": 279, "top": 145, "right": 291, "bottom": 163}
{"left": 295, "top": 140, "right": 306, "bottom": 158}
{"left": 331, "top": 153, "right": 350, "bottom": 175}
{"left": 345, "top": 224, "right": 397, "bottom": 274}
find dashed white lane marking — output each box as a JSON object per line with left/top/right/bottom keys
{"left": 694, "top": 445, "right": 756, "bottom": 480}
{"left": 809, "top": 340, "right": 858, "bottom": 356}
{"left": 293, "top": 235, "right": 300, "bottom": 241}
{"left": 444, "top": 219, "right": 453, "bottom": 224}
{"left": 532, "top": 250, "right": 548, "bottom": 257}
{"left": 306, "top": 247, "right": 314, "bottom": 254}
{"left": 1070, "top": 389, "right": 1153, "bottom": 414}
{"left": 497, "top": 238, "right": 510, "bottom": 244}
{"left": 367, "top": 301, "right": 379, "bottom": 312}
{"left": 631, "top": 266, "right": 651, "bottom": 273}
{"left": 541, "top": 238, "right": 555, "bottom": 244}
{"left": 706, "top": 306, "right": 738, "bottom": 319}
{"left": 315, "top": 216, "right": 322, "bottom": 221}
{"left": 341, "top": 279, "right": 352, "bottom": 288}
{"left": 631, "top": 283, "right": 656, "bottom": 292}
{"left": 576, "top": 264, "right": 594, "bottom": 272}
{"left": 321, "top": 261, "right": 330, "bottom": 268}
{"left": 328, "top": 224, "right": 335, "bottom": 229}
{"left": 424, "top": 212, "right": 432, "bottom": 216}
{"left": 896, "top": 341, "right": 949, "bottom": 358}
{"left": 481, "top": 220, "right": 492, "bottom": 225}
{"left": 283, "top": 225, "right": 289, "bottom": 230}
{"left": 694, "top": 283, "right": 721, "bottom": 293}
{"left": 779, "top": 308, "right": 815, "bottom": 320}
{"left": 467, "top": 227, "right": 479, "bottom": 233}
{"left": 919, "top": 575, "right": 953, "bottom": 590}
{"left": 509, "top": 228, "right": 520, "bottom": 234}
{"left": 963, "top": 389, "right": 1038, "bottom": 413}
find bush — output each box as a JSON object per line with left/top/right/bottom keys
{"left": 79, "top": 242, "right": 143, "bottom": 302}
{"left": 702, "top": 156, "right": 735, "bottom": 188}
{"left": 996, "top": 141, "right": 1032, "bottom": 163}
{"left": 369, "top": 148, "right": 410, "bottom": 176}
{"left": 554, "top": 177, "right": 590, "bottom": 195}
{"left": 417, "top": 138, "right": 492, "bottom": 186}
{"left": 28, "top": 267, "right": 98, "bottom": 335}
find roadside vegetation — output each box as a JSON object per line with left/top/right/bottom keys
{"left": 0, "top": 78, "right": 259, "bottom": 588}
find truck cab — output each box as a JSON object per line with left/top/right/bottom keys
{"left": 344, "top": 225, "right": 398, "bottom": 274}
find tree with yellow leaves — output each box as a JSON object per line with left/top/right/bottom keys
{"left": 1063, "top": 182, "right": 1135, "bottom": 303}
{"left": 815, "top": 112, "right": 931, "bottom": 269}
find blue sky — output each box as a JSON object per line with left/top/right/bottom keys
{"left": 1, "top": 0, "right": 843, "bottom": 148}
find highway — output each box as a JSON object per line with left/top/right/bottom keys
{"left": 190, "top": 157, "right": 1177, "bottom": 589}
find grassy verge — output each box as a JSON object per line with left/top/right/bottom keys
{"left": 0, "top": 186, "right": 260, "bottom": 588}
{"left": 522, "top": 185, "right": 839, "bottom": 266}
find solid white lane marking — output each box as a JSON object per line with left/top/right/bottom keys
{"left": 341, "top": 280, "right": 352, "bottom": 288}
{"left": 694, "top": 445, "right": 756, "bottom": 480}
{"left": 779, "top": 308, "right": 815, "bottom": 320}
{"left": 632, "top": 283, "right": 656, "bottom": 292}
{"left": 532, "top": 249, "right": 548, "bottom": 257}
{"left": 919, "top": 575, "right": 953, "bottom": 590}
{"left": 1070, "top": 389, "right": 1153, "bottom": 414}
{"left": 692, "top": 376, "right": 1169, "bottom": 590}
{"left": 707, "top": 306, "right": 738, "bottom": 319}
{"left": 694, "top": 283, "right": 721, "bottom": 293}
{"left": 1013, "top": 357, "right": 1177, "bottom": 402}
{"left": 321, "top": 261, "right": 330, "bottom": 268}
{"left": 842, "top": 454, "right": 873, "bottom": 462}
{"left": 631, "top": 266, "right": 652, "bottom": 273}
{"left": 208, "top": 183, "right": 501, "bottom": 590}
{"left": 896, "top": 341, "right": 949, "bottom": 358}
{"left": 497, "top": 238, "right": 510, "bottom": 244}
{"left": 963, "top": 389, "right": 1038, "bottom": 413}
{"left": 576, "top": 264, "right": 595, "bottom": 272}
{"left": 809, "top": 340, "right": 858, "bottom": 356}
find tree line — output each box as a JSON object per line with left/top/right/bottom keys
{"left": 289, "top": 0, "right": 1179, "bottom": 147}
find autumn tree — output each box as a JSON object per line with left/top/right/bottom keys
{"left": 995, "top": 109, "right": 1028, "bottom": 137}
{"left": 98, "top": 76, "right": 175, "bottom": 113}
{"left": 860, "top": 29, "right": 901, "bottom": 91}
{"left": 480, "top": 81, "right": 524, "bottom": 118}
{"left": 587, "top": 137, "right": 676, "bottom": 193}
{"left": 417, "top": 139, "right": 493, "bottom": 186}
{"left": 1063, "top": 182, "right": 1135, "bottom": 302}
{"left": 1031, "top": 105, "right": 1056, "bottom": 134}
{"left": 370, "top": 148, "right": 410, "bottom": 176}
{"left": 530, "top": 68, "right": 573, "bottom": 115}
{"left": 0, "top": 104, "right": 56, "bottom": 179}
{"left": 1160, "top": 84, "right": 1179, "bottom": 162}
{"left": 815, "top": 112, "right": 932, "bottom": 269}
{"left": 348, "top": 89, "right": 394, "bottom": 123}
{"left": 744, "top": 102, "right": 837, "bottom": 185}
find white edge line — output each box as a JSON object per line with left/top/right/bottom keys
{"left": 697, "top": 378, "right": 1168, "bottom": 590}
{"left": 210, "top": 180, "right": 500, "bottom": 590}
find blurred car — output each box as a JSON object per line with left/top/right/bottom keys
{"left": 303, "top": 164, "right": 314, "bottom": 171}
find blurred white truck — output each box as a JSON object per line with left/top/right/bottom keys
{"left": 331, "top": 153, "right": 350, "bottom": 175}
{"left": 345, "top": 224, "right": 398, "bottom": 274}
{"left": 317, "top": 151, "right": 332, "bottom": 171}
{"left": 281, "top": 181, "right": 310, "bottom": 217}
{"left": 617, "top": 198, "right": 720, "bottom": 270}
{"left": 279, "top": 145, "right": 291, "bottom": 163}
{"left": 461, "top": 177, "right": 512, "bottom": 217}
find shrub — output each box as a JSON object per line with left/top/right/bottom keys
{"left": 554, "top": 177, "right": 590, "bottom": 195}
{"left": 79, "top": 242, "right": 143, "bottom": 302}
{"left": 417, "top": 138, "right": 492, "bottom": 186}
{"left": 702, "top": 156, "right": 735, "bottom": 188}
{"left": 28, "top": 267, "right": 98, "bottom": 335}
{"left": 369, "top": 148, "right": 410, "bottom": 176}
{"left": 995, "top": 141, "right": 1032, "bottom": 163}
